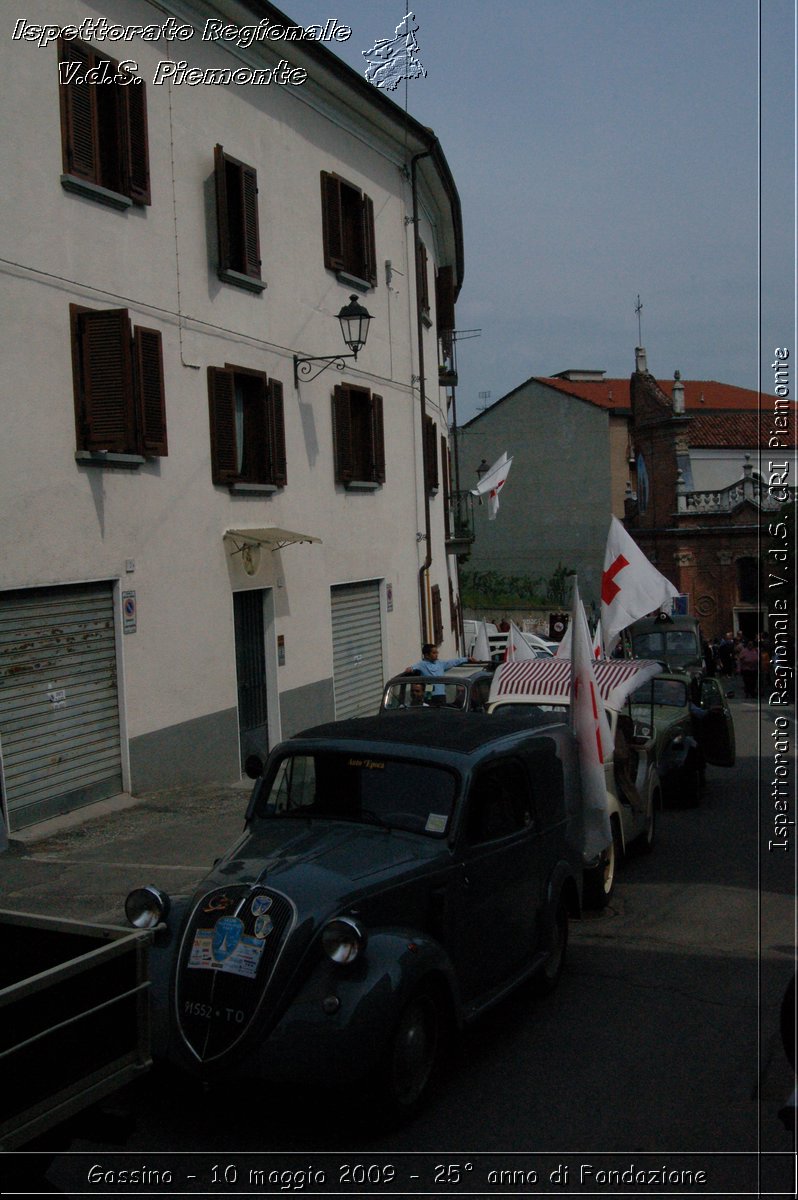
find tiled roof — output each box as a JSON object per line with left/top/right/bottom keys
{"left": 538, "top": 376, "right": 771, "bottom": 413}
{"left": 688, "top": 410, "right": 797, "bottom": 448}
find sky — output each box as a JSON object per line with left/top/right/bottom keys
{"left": 285, "top": 0, "right": 795, "bottom": 423}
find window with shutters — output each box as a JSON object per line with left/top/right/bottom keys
{"left": 417, "top": 241, "right": 431, "bottom": 325}
{"left": 214, "top": 145, "right": 265, "bottom": 292}
{"left": 208, "top": 365, "right": 286, "bottom": 491}
{"left": 58, "top": 38, "right": 150, "bottom": 209}
{"left": 435, "top": 265, "right": 455, "bottom": 359}
{"left": 320, "top": 172, "right": 377, "bottom": 287}
{"left": 331, "top": 385, "right": 385, "bottom": 487}
{"left": 431, "top": 584, "right": 444, "bottom": 646}
{"left": 424, "top": 415, "right": 439, "bottom": 495}
{"left": 70, "top": 306, "right": 167, "bottom": 461}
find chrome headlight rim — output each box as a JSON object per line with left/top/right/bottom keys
{"left": 125, "top": 885, "right": 171, "bottom": 930}
{"left": 321, "top": 915, "right": 366, "bottom": 965}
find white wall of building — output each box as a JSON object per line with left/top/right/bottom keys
{"left": 0, "top": 0, "right": 461, "bottom": 823}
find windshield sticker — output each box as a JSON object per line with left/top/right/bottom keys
{"left": 188, "top": 923, "right": 265, "bottom": 979}
{"left": 347, "top": 757, "right": 385, "bottom": 770}
{"left": 425, "top": 813, "right": 448, "bottom": 834}
{"left": 251, "top": 894, "right": 273, "bottom": 916}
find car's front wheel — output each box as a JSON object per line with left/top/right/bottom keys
{"left": 371, "top": 986, "right": 441, "bottom": 1122}
{"left": 638, "top": 792, "right": 657, "bottom": 853}
{"left": 583, "top": 822, "right": 620, "bottom": 909}
{"left": 534, "top": 897, "right": 568, "bottom": 995}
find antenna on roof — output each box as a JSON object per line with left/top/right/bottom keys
{"left": 635, "top": 294, "right": 643, "bottom": 344}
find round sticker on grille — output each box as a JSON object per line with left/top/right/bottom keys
{"left": 251, "top": 895, "right": 273, "bottom": 916}
{"left": 254, "top": 914, "right": 274, "bottom": 939}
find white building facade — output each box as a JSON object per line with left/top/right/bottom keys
{"left": 0, "top": 1, "right": 464, "bottom": 829}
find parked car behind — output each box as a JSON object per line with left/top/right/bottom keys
{"left": 380, "top": 665, "right": 496, "bottom": 713}
{"left": 627, "top": 671, "right": 735, "bottom": 805}
{"left": 126, "top": 712, "right": 583, "bottom": 1123}
{"left": 487, "top": 657, "right": 663, "bottom": 907}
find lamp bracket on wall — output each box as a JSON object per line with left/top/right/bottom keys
{"left": 293, "top": 353, "right": 354, "bottom": 386}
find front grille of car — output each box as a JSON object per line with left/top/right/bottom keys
{"left": 175, "top": 884, "right": 295, "bottom": 1062}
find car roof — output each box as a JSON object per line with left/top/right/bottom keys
{"left": 489, "top": 657, "right": 663, "bottom": 710}
{"left": 384, "top": 667, "right": 492, "bottom": 686}
{"left": 631, "top": 615, "right": 700, "bottom": 634}
{"left": 290, "top": 710, "right": 562, "bottom": 758}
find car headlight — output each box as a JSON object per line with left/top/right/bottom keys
{"left": 125, "top": 886, "right": 171, "bottom": 929}
{"left": 321, "top": 916, "right": 366, "bottom": 964}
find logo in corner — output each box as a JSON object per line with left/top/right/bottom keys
{"left": 362, "top": 12, "right": 427, "bottom": 91}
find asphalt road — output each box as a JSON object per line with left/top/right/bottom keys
{"left": 9, "top": 698, "right": 797, "bottom": 1197}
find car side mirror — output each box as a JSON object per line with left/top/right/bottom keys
{"left": 244, "top": 754, "right": 264, "bottom": 779}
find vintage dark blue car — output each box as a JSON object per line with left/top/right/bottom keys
{"left": 126, "top": 712, "right": 583, "bottom": 1121}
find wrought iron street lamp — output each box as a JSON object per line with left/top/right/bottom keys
{"left": 294, "top": 295, "right": 373, "bottom": 386}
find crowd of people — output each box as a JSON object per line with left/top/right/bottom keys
{"left": 705, "top": 630, "right": 778, "bottom": 699}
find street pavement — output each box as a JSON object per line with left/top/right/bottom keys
{"left": 1, "top": 779, "right": 253, "bottom": 927}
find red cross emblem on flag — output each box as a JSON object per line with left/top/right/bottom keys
{"left": 601, "top": 554, "right": 629, "bottom": 604}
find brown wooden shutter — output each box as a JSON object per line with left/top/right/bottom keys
{"left": 134, "top": 327, "right": 167, "bottom": 455}
{"left": 214, "top": 145, "right": 231, "bottom": 273}
{"left": 363, "top": 194, "right": 377, "bottom": 285}
{"left": 268, "top": 378, "right": 287, "bottom": 486}
{"left": 79, "top": 309, "right": 135, "bottom": 452}
{"left": 123, "top": 76, "right": 150, "bottom": 205}
{"left": 441, "top": 434, "right": 451, "bottom": 534}
{"left": 321, "top": 172, "right": 345, "bottom": 271}
{"left": 431, "top": 585, "right": 444, "bottom": 646}
{"left": 436, "top": 265, "right": 455, "bottom": 353}
{"left": 241, "top": 165, "right": 261, "bottom": 279}
{"left": 58, "top": 39, "right": 98, "bottom": 183}
{"left": 417, "top": 241, "right": 430, "bottom": 314}
{"left": 332, "top": 385, "right": 353, "bottom": 482}
{"left": 424, "top": 416, "right": 438, "bottom": 493}
{"left": 371, "top": 394, "right": 385, "bottom": 483}
{"left": 208, "top": 366, "right": 238, "bottom": 483}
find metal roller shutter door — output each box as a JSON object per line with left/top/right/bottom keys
{"left": 330, "top": 581, "right": 383, "bottom": 719}
{"left": 0, "top": 583, "right": 123, "bottom": 830}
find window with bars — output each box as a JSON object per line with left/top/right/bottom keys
{"left": 214, "top": 145, "right": 264, "bottom": 291}
{"left": 208, "top": 366, "right": 286, "bottom": 488}
{"left": 58, "top": 38, "right": 150, "bottom": 207}
{"left": 69, "top": 306, "right": 166, "bottom": 457}
{"left": 320, "top": 172, "right": 377, "bottom": 287}
{"left": 331, "top": 385, "right": 385, "bottom": 486}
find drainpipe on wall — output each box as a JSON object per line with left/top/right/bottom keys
{"left": 411, "top": 145, "right": 435, "bottom": 645}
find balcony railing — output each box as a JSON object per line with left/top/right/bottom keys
{"left": 677, "top": 475, "right": 793, "bottom": 515}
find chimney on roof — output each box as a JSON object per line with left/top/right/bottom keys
{"left": 635, "top": 346, "right": 648, "bottom": 373}
{"left": 672, "top": 370, "right": 685, "bottom": 415}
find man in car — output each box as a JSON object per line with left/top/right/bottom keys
{"left": 409, "top": 643, "right": 476, "bottom": 705}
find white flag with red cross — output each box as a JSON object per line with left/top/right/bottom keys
{"left": 504, "top": 620, "right": 538, "bottom": 662}
{"left": 470, "top": 452, "right": 513, "bottom": 520}
{"left": 600, "top": 516, "right": 680, "bottom": 652}
{"left": 570, "top": 577, "right": 613, "bottom": 859}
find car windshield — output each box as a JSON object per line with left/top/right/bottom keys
{"left": 632, "top": 630, "right": 699, "bottom": 660}
{"left": 492, "top": 702, "right": 569, "bottom": 717}
{"left": 258, "top": 751, "right": 457, "bottom": 837}
{"left": 382, "top": 680, "right": 469, "bottom": 710}
{"left": 629, "top": 679, "right": 688, "bottom": 709}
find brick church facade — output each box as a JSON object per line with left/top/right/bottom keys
{"left": 624, "top": 348, "right": 794, "bottom": 640}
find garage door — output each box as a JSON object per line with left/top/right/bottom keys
{"left": 0, "top": 583, "right": 123, "bottom": 830}
{"left": 330, "top": 581, "right": 383, "bottom": 719}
